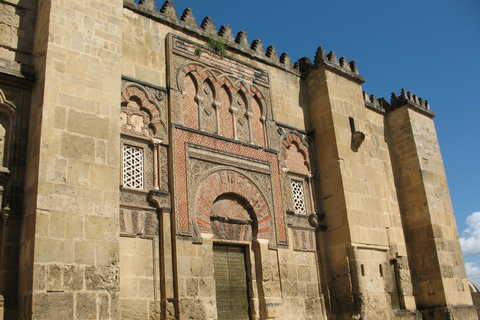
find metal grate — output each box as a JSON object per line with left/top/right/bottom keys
{"left": 123, "top": 145, "right": 143, "bottom": 189}
{"left": 291, "top": 180, "right": 306, "bottom": 214}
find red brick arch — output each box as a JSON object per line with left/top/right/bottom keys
{"left": 121, "top": 84, "right": 164, "bottom": 137}
{"left": 194, "top": 170, "right": 271, "bottom": 240}
{"left": 280, "top": 133, "right": 311, "bottom": 172}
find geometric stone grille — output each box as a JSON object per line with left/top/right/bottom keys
{"left": 291, "top": 180, "right": 306, "bottom": 214}
{"left": 123, "top": 145, "right": 144, "bottom": 189}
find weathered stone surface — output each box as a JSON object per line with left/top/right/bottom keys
{"left": 0, "top": 0, "right": 474, "bottom": 319}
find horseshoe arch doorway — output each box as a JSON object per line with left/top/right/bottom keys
{"left": 210, "top": 194, "right": 255, "bottom": 320}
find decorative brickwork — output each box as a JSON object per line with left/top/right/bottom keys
{"left": 2, "top": 0, "right": 473, "bottom": 318}
{"left": 194, "top": 170, "right": 271, "bottom": 240}
{"left": 121, "top": 83, "right": 166, "bottom": 140}
{"left": 120, "top": 208, "right": 159, "bottom": 237}
{"left": 173, "top": 126, "right": 287, "bottom": 243}
{"left": 178, "top": 61, "right": 268, "bottom": 146}
{"left": 251, "top": 96, "right": 265, "bottom": 147}
{"left": 218, "top": 86, "right": 234, "bottom": 138}
{"left": 280, "top": 132, "right": 310, "bottom": 173}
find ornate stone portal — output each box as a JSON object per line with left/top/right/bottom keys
{"left": 0, "top": 0, "right": 476, "bottom": 319}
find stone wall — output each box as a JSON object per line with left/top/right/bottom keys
{"left": 0, "top": 0, "right": 475, "bottom": 319}
{"left": 0, "top": 0, "right": 36, "bottom": 78}
{"left": 19, "top": 0, "right": 124, "bottom": 318}
{"left": 387, "top": 105, "right": 476, "bottom": 319}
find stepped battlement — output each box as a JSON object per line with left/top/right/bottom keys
{"left": 295, "top": 46, "right": 364, "bottom": 83}
{"left": 126, "top": 0, "right": 364, "bottom": 82}
{"left": 364, "top": 88, "right": 435, "bottom": 117}
{"left": 126, "top": 0, "right": 299, "bottom": 72}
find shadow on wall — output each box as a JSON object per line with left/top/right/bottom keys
{"left": 0, "top": 0, "right": 38, "bottom": 319}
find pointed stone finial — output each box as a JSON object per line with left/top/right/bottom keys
{"left": 363, "top": 91, "right": 371, "bottom": 103}
{"left": 419, "top": 97, "right": 424, "bottom": 107}
{"left": 280, "top": 53, "right": 293, "bottom": 68}
{"left": 160, "top": 1, "right": 177, "bottom": 19}
{"left": 266, "top": 46, "right": 279, "bottom": 61}
{"left": 425, "top": 100, "right": 430, "bottom": 109}
{"left": 296, "top": 57, "right": 313, "bottom": 73}
{"left": 349, "top": 61, "right": 358, "bottom": 74}
{"left": 407, "top": 91, "right": 413, "bottom": 101}
{"left": 391, "top": 92, "right": 399, "bottom": 105}
{"left": 327, "top": 51, "right": 339, "bottom": 65}
{"left": 401, "top": 88, "right": 407, "bottom": 100}
{"left": 218, "top": 25, "right": 235, "bottom": 43}
{"left": 339, "top": 57, "right": 349, "bottom": 70}
{"left": 201, "top": 17, "right": 216, "bottom": 34}
{"left": 180, "top": 8, "right": 197, "bottom": 28}
{"left": 250, "top": 39, "right": 264, "bottom": 53}
{"left": 139, "top": 0, "right": 157, "bottom": 11}
{"left": 314, "top": 46, "right": 327, "bottom": 65}
{"left": 379, "top": 97, "right": 389, "bottom": 109}
{"left": 235, "top": 31, "right": 249, "bottom": 50}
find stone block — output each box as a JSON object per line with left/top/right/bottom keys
{"left": 85, "top": 265, "right": 119, "bottom": 291}
{"left": 85, "top": 216, "right": 117, "bottom": 241}
{"left": 60, "top": 132, "right": 96, "bottom": 162}
{"left": 121, "top": 299, "right": 149, "bottom": 320}
{"left": 75, "top": 292, "right": 97, "bottom": 319}
{"left": 33, "top": 292, "right": 74, "bottom": 320}
{"left": 47, "top": 264, "right": 63, "bottom": 292}
{"left": 33, "top": 264, "right": 46, "bottom": 291}
{"left": 98, "top": 293, "right": 110, "bottom": 319}
{"left": 74, "top": 240, "right": 95, "bottom": 265}
{"left": 63, "top": 265, "right": 84, "bottom": 291}
{"left": 35, "top": 238, "right": 74, "bottom": 264}
{"left": 96, "top": 241, "right": 119, "bottom": 267}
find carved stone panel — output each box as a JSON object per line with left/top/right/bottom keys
{"left": 168, "top": 34, "right": 273, "bottom": 149}
{"left": 200, "top": 80, "right": 217, "bottom": 133}
{"left": 234, "top": 91, "right": 249, "bottom": 143}
{"left": 121, "top": 79, "right": 168, "bottom": 143}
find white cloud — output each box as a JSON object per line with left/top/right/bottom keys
{"left": 465, "top": 262, "right": 480, "bottom": 282}
{"left": 460, "top": 212, "right": 480, "bottom": 256}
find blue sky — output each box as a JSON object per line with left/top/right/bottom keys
{"left": 153, "top": 0, "right": 480, "bottom": 279}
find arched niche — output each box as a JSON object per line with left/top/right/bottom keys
{"left": 0, "top": 90, "right": 15, "bottom": 169}
{"left": 194, "top": 169, "right": 271, "bottom": 241}
{"left": 121, "top": 84, "right": 165, "bottom": 139}
{"left": 182, "top": 72, "right": 199, "bottom": 129}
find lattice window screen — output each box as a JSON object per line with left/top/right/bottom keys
{"left": 291, "top": 180, "right": 306, "bottom": 214}
{"left": 123, "top": 145, "right": 144, "bottom": 189}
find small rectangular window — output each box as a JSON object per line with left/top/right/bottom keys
{"left": 123, "top": 145, "right": 144, "bottom": 189}
{"left": 291, "top": 180, "right": 306, "bottom": 214}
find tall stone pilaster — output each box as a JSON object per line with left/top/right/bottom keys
{"left": 305, "top": 55, "right": 418, "bottom": 319}
{"left": 20, "top": 0, "right": 123, "bottom": 318}
{"left": 386, "top": 97, "right": 478, "bottom": 320}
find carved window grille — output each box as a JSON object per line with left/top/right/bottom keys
{"left": 291, "top": 180, "right": 306, "bottom": 214}
{"left": 123, "top": 145, "right": 144, "bottom": 189}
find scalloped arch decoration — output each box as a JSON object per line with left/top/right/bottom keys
{"left": 194, "top": 170, "right": 271, "bottom": 240}
{"left": 280, "top": 133, "right": 311, "bottom": 172}
{"left": 121, "top": 84, "right": 164, "bottom": 137}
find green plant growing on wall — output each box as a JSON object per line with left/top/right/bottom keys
{"left": 194, "top": 36, "right": 233, "bottom": 58}
{"left": 194, "top": 46, "right": 204, "bottom": 56}
{"left": 207, "top": 37, "right": 227, "bottom": 55}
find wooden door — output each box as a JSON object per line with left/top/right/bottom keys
{"left": 213, "top": 244, "right": 250, "bottom": 320}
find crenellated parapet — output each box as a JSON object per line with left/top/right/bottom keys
{"left": 363, "top": 88, "right": 435, "bottom": 118}
{"left": 295, "top": 46, "right": 364, "bottom": 83}
{"left": 124, "top": 0, "right": 298, "bottom": 73}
